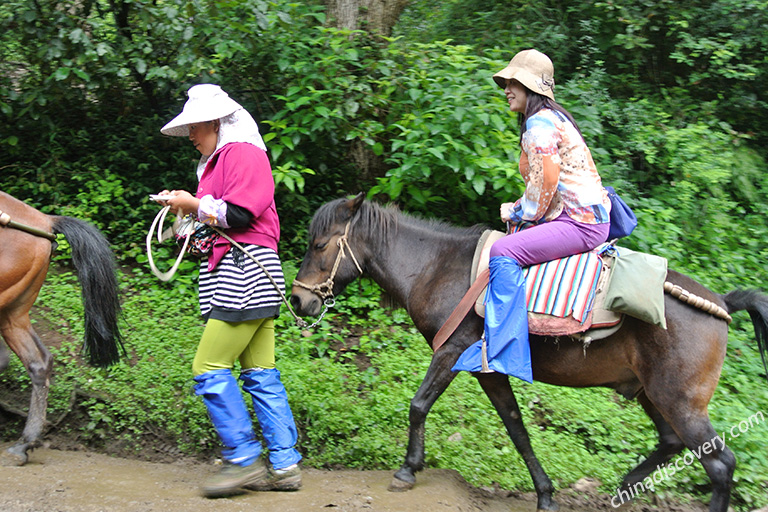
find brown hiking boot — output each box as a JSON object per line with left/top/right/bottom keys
{"left": 201, "top": 458, "right": 268, "bottom": 498}
{"left": 244, "top": 463, "right": 302, "bottom": 491}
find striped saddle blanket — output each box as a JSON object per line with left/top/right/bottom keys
{"left": 472, "top": 230, "right": 618, "bottom": 336}
{"left": 522, "top": 251, "right": 602, "bottom": 323}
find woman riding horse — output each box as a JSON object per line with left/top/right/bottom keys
{"left": 290, "top": 194, "right": 768, "bottom": 512}
{"left": 453, "top": 49, "right": 612, "bottom": 380}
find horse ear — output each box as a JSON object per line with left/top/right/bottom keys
{"left": 338, "top": 192, "right": 365, "bottom": 222}
{"left": 349, "top": 192, "right": 365, "bottom": 215}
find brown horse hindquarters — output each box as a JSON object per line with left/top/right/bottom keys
{"left": 0, "top": 192, "right": 54, "bottom": 312}
{"left": 0, "top": 236, "right": 53, "bottom": 309}
{"left": 0, "top": 212, "right": 56, "bottom": 465}
{"left": 0, "top": 209, "right": 55, "bottom": 355}
{"left": 633, "top": 295, "right": 735, "bottom": 512}
{"left": 639, "top": 297, "right": 728, "bottom": 410}
{"left": 632, "top": 270, "right": 730, "bottom": 418}
{"left": 0, "top": 192, "right": 124, "bottom": 466}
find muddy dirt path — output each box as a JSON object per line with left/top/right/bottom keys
{"left": 0, "top": 446, "right": 720, "bottom": 512}
{"left": 0, "top": 447, "right": 539, "bottom": 512}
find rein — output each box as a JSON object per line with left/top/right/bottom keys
{"left": 146, "top": 206, "right": 313, "bottom": 329}
{"left": 0, "top": 209, "right": 57, "bottom": 242}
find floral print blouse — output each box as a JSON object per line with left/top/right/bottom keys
{"left": 507, "top": 108, "right": 610, "bottom": 225}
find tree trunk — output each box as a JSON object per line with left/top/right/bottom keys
{"left": 325, "top": 0, "right": 409, "bottom": 36}
{"left": 323, "top": 0, "right": 408, "bottom": 188}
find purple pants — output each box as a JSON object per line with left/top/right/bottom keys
{"left": 490, "top": 212, "right": 610, "bottom": 267}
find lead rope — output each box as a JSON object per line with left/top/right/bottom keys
{"left": 146, "top": 207, "right": 315, "bottom": 329}
{"left": 213, "top": 229, "right": 312, "bottom": 329}
{"left": 146, "top": 206, "right": 190, "bottom": 282}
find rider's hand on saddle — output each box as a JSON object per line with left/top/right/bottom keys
{"left": 500, "top": 202, "right": 515, "bottom": 223}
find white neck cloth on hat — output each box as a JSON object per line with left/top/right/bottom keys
{"left": 196, "top": 108, "right": 268, "bottom": 180}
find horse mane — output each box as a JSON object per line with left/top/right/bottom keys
{"left": 309, "top": 197, "right": 487, "bottom": 249}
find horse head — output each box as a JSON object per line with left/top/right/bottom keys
{"left": 291, "top": 193, "right": 367, "bottom": 317}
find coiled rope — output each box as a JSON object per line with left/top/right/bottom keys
{"left": 146, "top": 206, "right": 314, "bottom": 329}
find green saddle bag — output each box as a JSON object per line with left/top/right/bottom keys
{"left": 603, "top": 246, "right": 668, "bottom": 329}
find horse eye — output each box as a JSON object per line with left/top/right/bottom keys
{"left": 314, "top": 241, "right": 328, "bottom": 251}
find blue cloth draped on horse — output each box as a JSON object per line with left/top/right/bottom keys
{"left": 452, "top": 256, "right": 533, "bottom": 382}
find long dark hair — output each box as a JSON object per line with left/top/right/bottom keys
{"left": 518, "top": 90, "right": 584, "bottom": 143}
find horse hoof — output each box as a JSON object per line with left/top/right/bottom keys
{"left": 536, "top": 498, "right": 560, "bottom": 512}
{"left": 388, "top": 476, "right": 414, "bottom": 492}
{"left": 1, "top": 445, "right": 28, "bottom": 466}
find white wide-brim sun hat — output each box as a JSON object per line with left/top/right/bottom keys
{"left": 161, "top": 84, "right": 243, "bottom": 137}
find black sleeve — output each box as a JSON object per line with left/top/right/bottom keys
{"left": 226, "top": 202, "right": 253, "bottom": 228}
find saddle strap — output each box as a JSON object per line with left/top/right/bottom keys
{"left": 0, "top": 208, "right": 57, "bottom": 241}
{"left": 432, "top": 267, "right": 490, "bottom": 353}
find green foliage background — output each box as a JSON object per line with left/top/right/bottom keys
{"left": 1, "top": 0, "right": 768, "bottom": 510}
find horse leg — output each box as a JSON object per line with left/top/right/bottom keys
{"left": 0, "top": 337, "right": 9, "bottom": 372}
{"left": 641, "top": 373, "right": 735, "bottom": 511}
{"left": 618, "top": 391, "right": 685, "bottom": 491}
{"left": 476, "top": 372, "right": 558, "bottom": 512}
{"left": 389, "top": 347, "right": 460, "bottom": 492}
{"left": 0, "top": 313, "right": 53, "bottom": 466}
{"left": 664, "top": 412, "right": 734, "bottom": 512}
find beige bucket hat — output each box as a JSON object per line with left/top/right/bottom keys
{"left": 493, "top": 49, "right": 555, "bottom": 100}
{"left": 161, "top": 84, "right": 243, "bottom": 137}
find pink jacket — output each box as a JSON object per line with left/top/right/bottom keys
{"left": 196, "top": 142, "right": 279, "bottom": 270}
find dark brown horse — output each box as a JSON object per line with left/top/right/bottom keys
{"left": 0, "top": 191, "right": 123, "bottom": 466}
{"left": 290, "top": 194, "right": 768, "bottom": 512}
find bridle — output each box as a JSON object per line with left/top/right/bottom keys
{"left": 293, "top": 220, "right": 363, "bottom": 313}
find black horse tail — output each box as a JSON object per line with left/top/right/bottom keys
{"left": 52, "top": 216, "right": 124, "bottom": 367}
{"left": 723, "top": 290, "right": 768, "bottom": 380}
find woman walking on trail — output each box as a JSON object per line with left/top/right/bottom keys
{"left": 452, "top": 49, "right": 611, "bottom": 381}
{"left": 154, "top": 84, "right": 302, "bottom": 497}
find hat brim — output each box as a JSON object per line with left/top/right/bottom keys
{"left": 161, "top": 112, "right": 207, "bottom": 137}
{"left": 493, "top": 65, "right": 555, "bottom": 100}
{"left": 160, "top": 96, "right": 242, "bottom": 137}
